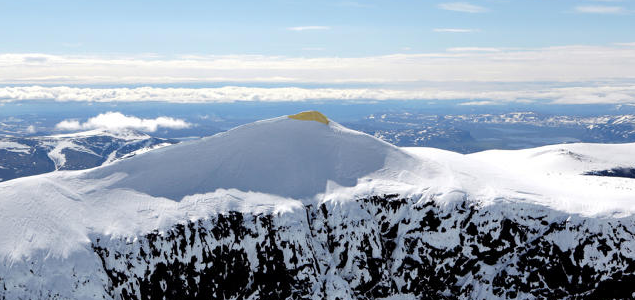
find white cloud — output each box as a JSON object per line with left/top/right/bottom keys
{"left": 55, "top": 112, "right": 191, "bottom": 132}
{"left": 574, "top": 5, "right": 626, "bottom": 14}
{"left": 287, "top": 26, "right": 331, "bottom": 31}
{"left": 4, "top": 85, "right": 635, "bottom": 105}
{"left": 433, "top": 28, "right": 478, "bottom": 33}
{"left": 438, "top": 2, "right": 488, "bottom": 13}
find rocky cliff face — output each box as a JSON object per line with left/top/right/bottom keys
{"left": 49, "top": 194, "right": 635, "bottom": 300}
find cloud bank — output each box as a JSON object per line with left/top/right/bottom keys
{"left": 4, "top": 85, "right": 635, "bottom": 105}
{"left": 1, "top": 45, "right": 634, "bottom": 85}
{"left": 1, "top": 44, "right": 635, "bottom": 105}
{"left": 55, "top": 112, "right": 191, "bottom": 132}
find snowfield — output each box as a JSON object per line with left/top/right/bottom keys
{"left": 405, "top": 144, "right": 635, "bottom": 217}
{"left": 1, "top": 112, "right": 635, "bottom": 299}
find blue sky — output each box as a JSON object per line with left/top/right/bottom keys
{"left": 0, "top": 0, "right": 634, "bottom": 105}
{"left": 1, "top": 0, "right": 634, "bottom": 56}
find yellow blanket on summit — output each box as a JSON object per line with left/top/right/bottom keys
{"left": 288, "top": 111, "right": 329, "bottom": 125}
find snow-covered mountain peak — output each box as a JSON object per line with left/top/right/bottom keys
{"left": 83, "top": 114, "right": 432, "bottom": 200}
{"left": 3, "top": 116, "right": 635, "bottom": 299}
{"left": 0, "top": 114, "right": 443, "bottom": 261}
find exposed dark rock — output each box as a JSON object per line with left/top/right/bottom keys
{"left": 88, "top": 195, "right": 635, "bottom": 300}
{"left": 585, "top": 167, "right": 635, "bottom": 179}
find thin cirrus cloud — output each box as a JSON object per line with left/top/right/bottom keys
{"left": 433, "top": 28, "right": 478, "bottom": 33}
{"left": 437, "top": 2, "right": 488, "bottom": 13}
{"left": 287, "top": 26, "right": 331, "bottom": 31}
{"left": 574, "top": 5, "right": 626, "bottom": 14}
{"left": 446, "top": 47, "right": 501, "bottom": 52}
{"left": 55, "top": 112, "right": 191, "bottom": 132}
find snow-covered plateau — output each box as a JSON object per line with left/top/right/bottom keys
{"left": 1, "top": 112, "right": 635, "bottom": 299}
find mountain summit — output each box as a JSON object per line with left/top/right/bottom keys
{"left": 288, "top": 110, "right": 330, "bottom": 124}
{"left": 83, "top": 112, "right": 430, "bottom": 200}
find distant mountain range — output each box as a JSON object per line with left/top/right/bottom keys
{"left": 348, "top": 112, "right": 635, "bottom": 152}
{"left": 3, "top": 110, "right": 635, "bottom": 154}
{"left": 0, "top": 129, "right": 177, "bottom": 182}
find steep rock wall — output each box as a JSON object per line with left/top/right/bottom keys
{"left": 86, "top": 195, "right": 635, "bottom": 300}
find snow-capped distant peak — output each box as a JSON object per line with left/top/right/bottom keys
{"left": 47, "top": 128, "right": 151, "bottom": 140}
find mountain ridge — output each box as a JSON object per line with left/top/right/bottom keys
{"left": 2, "top": 113, "right": 635, "bottom": 299}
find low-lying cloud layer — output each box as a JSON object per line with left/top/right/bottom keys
{"left": 1, "top": 44, "right": 634, "bottom": 105}
{"left": 3, "top": 85, "right": 635, "bottom": 105}
{"left": 1, "top": 45, "right": 634, "bottom": 85}
{"left": 55, "top": 112, "right": 191, "bottom": 132}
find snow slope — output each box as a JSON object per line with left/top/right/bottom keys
{"left": 468, "top": 143, "right": 635, "bottom": 216}
{"left": 467, "top": 142, "right": 635, "bottom": 176}
{"left": 82, "top": 115, "right": 440, "bottom": 200}
{"left": 404, "top": 144, "right": 635, "bottom": 217}
{"left": 0, "top": 115, "right": 440, "bottom": 260}
{"left": 2, "top": 113, "right": 635, "bottom": 299}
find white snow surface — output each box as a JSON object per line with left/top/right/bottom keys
{"left": 405, "top": 143, "right": 635, "bottom": 218}
{"left": 467, "top": 143, "right": 635, "bottom": 216}
{"left": 468, "top": 142, "right": 635, "bottom": 176}
{"left": 1, "top": 115, "right": 635, "bottom": 263}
